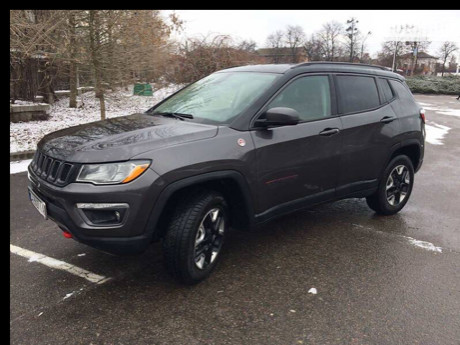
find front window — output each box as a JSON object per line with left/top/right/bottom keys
{"left": 150, "top": 72, "right": 280, "bottom": 125}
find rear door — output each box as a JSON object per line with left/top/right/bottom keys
{"left": 250, "top": 74, "right": 342, "bottom": 217}
{"left": 335, "top": 74, "right": 401, "bottom": 197}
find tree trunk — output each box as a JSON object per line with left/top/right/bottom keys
{"left": 69, "top": 12, "right": 77, "bottom": 108}
{"left": 441, "top": 57, "right": 446, "bottom": 77}
{"left": 89, "top": 10, "right": 106, "bottom": 120}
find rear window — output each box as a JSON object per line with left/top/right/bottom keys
{"left": 336, "top": 75, "right": 380, "bottom": 114}
{"left": 378, "top": 78, "right": 394, "bottom": 103}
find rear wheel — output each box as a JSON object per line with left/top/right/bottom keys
{"left": 162, "top": 190, "right": 228, "bottom": 284}
{"left": 366, "top": 155, "right": 414, "bottom": 215}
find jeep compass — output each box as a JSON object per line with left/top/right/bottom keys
{"left": 28, "top": 62, "right": 425, "bottom": 284}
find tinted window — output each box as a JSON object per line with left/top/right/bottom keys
{"left": 337, "top": 75, "right": 380, "bottom": 114}
{"left": 378, "top": 78, "right": 394, "bottom": 103}
{"left": 268, "top": 76, "right": 331, "bottom": 122}
{"left": 389, "top": 80, "right": 414, "bottom": 101}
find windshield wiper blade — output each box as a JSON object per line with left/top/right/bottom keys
{"left": 153, "top": 112, "right": 194, "bottom": 120}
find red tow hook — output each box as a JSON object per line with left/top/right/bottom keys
{"left": 62, "top": 231, "right": 73, "bottom": 238}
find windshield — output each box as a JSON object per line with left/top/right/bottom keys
{"left": 150, "top": 72, "right": 280, "bottom": 125}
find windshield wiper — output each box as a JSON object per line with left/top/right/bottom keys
{"left": 153, "top": 112, "right": 194, "bottom": 120}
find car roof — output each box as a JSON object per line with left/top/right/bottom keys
{"left": 220, "top": 62, "right": 405, "bottom": 80}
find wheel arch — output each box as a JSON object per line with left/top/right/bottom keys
{"left": 385, "top": 140, "right": 422, "bottom": 176}
{"left": 145, "top": 170, "right": 256, "bottom": 241}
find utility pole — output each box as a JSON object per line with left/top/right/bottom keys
{"left": 391, "top": 41, "right": 400, "bottom": 72}
{"left": 405, "top": 41, "right": 420, "bottom": 76}
{"left": 360, "top": 31, "right": 372, "bottom": 62}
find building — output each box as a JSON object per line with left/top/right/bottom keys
{"left": 256, "top": 47, "right": 308, "bottom": 64}
{"left": 399, "top": 51, "right": 438, "bottom": 76}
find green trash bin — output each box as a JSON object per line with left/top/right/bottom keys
{"left": 133, "top": 83, "right": 153, "bottom": 96}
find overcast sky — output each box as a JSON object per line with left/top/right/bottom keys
{"left": 165, "top": 10, "right": 460, "bottom": 59}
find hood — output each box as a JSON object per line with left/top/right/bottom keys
{"left": 39, "top": 113, "right": 218, "bottom": 163}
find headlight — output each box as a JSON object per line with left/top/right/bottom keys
{"left": 76, "top": 160, "right": 151, "bottom": 185}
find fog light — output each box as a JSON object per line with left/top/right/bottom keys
{"left": 76, "top": 203, "right": 129, "bottom": 226}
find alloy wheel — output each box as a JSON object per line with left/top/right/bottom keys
{"left": 194, "top": 208, "right": 225, "bottom": 270}
{"left": 386, "top": 165, "right": 411, "bottom": 206}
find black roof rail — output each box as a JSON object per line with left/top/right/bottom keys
{"left": 291, "top": 61, "right": 391, "bottom": 71}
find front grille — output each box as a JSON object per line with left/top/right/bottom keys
{"left": 31, "top": 150, "right": 78, "bottom": 186}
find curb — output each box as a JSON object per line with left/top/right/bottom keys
{"left": 10, "top": 150, "right": 35, "bottom": 162}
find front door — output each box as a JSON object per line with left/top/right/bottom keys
{"left": 250, "top": 75, "right": 342, "bottom": 218}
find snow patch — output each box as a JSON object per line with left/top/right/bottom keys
{"left": 425, "top": 123, "right": 450, "bottom": 145}
{"left": 406, "top": 237, "right": 442, "bottom": 253}
{"left": 63, "top": 292, "right": 75, "bottom": 300}
{"left": 436, "top": 109, "right": 460, "bottom": 117}
{"left": 10, "top": 159, "right": 32, "bottom": 174}
{"left": 10, "top": 84, "right": 182, "bottom": 153}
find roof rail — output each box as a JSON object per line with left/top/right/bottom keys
{"left": 291, "top": 61, "right": 391, "bottom": 71}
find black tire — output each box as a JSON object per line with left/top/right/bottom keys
{"left": 366, "top": 155, "right": 414, "bottom": 215}
{"left": 162, "top": 189, "right": 228, "bottom": 285}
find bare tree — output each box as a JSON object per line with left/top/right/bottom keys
{"left": 317, "top": 21, "right": 343, "bottom": 61}
{"left": 88, "top": 10, "right": 106, "bottom": 119}
{"left": 438, "top": 41, "right": 458, "bottom": 76}
{"left": 169, "top": 34, "right": 264, "bottom": 84}
{"left": 10, "top": 10, "right": 69, "bottom": 103}
{"left": 238, "top": 39, "right": 257, "bottom": 53}
{"left": 303, "top": 34, "right": 324, "bottom": 62}
{"left": 345, "top": 17, "right": 360, "bottom": 62}
{"left": 376, "top": 40, "right": 411, "bottom": 69}
{"left": 266, "top": 30, "right": 284, "bottom": 63}
{"left": 67, "top": 11, "right": 78, "bottom": 108}
{"left": 285, "top": 25, "right": 306, "bottom": 63}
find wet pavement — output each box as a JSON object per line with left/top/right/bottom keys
{"left": 10, "top": 94, "right": 460, "bottom": 344}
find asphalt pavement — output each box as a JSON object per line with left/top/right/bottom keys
{"left": 10, "top": 94, "right": 460, "bottom": 345}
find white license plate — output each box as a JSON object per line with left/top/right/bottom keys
{"left": 28, "top": 188, "right": 47, "bottom": 219}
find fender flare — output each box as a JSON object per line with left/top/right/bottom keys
{"left": 383, "top": 138, "right": 422, "bottom": 176}
{"left": 144, "top": 170, "right": 256, "bottom": 240}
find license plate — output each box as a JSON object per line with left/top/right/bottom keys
{"left": 28, "top": 188, "right": 47, "bottom": 219}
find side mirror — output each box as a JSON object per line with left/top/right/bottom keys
{"left": 255, "top": 107, "right": 300, "bottom": 128}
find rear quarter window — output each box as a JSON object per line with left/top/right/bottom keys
{"left": 378, "top": 78, "right": 395, "bottom": 103}
{"left": 389, "top": 80, "right": 415, "bottom": 102}
{"left": 336, "top": 75, "right": 380, "bottom": 114}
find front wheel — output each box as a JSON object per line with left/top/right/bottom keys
{"left": 162, "top": 190, "right": 228, "bottom": 284}
{"left": 366, "top": 155, "right": 414, "bottom": 215}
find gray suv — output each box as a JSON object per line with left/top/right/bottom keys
{"left": 28, "top": 62, "right": 425, "bottom": 284}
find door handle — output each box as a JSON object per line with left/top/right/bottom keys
{"left": 380, "top": 116, "right": 397, "bottom": 124}
{"left": 319, "top": 128, "right": 340, "bottom": 136}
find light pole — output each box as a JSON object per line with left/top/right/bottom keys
{"left": 360, "top": 31, "right": 372, "bottom": 62}
{"left": 391, "top": 41, "right": 399, "bottom": 72}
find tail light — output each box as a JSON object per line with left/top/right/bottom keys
{"left": 419, "top": 108, "right": 426, "bottom": 123}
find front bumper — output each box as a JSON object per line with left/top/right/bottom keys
{"left": 28, "top": 166, "right": 162, "bottom": 255}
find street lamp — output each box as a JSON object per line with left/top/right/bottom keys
{"left": 360, "top": 31, "right": 372, "bottom": 62}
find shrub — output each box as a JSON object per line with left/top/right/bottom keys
{"left": 406, "top": 75, "right": 460, "bottom": 95}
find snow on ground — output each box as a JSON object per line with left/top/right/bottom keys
{"left": 10, "top": 84, "right": 181, "bottom": 153}
{"left": 10, "top": 159, "right": 32, "bottom": 174}
{"left": 425, "top": 123, "right": 450, "bottom": 145}
{"left": 418, "top": 101, "right": 460, "bottom": 118}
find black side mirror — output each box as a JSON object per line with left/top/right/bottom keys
{"left": 255, "top": 107, "right": 300, "bottom": 128}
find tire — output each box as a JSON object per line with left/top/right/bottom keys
{"left": 162, "top": 189, "right": 228, "bottom": 285}
{"left": 366, "top": 155, "right": 414, "bottom": 215}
